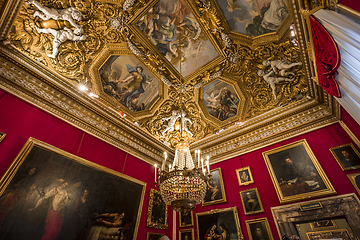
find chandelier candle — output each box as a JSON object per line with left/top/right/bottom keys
{"left": 154, "top": 164, "right": 157, "bottom": 183}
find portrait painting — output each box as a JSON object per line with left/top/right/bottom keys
{"left": 310, "top": 220, "right": 336, "bottom": 230}
{"left": 99, "top": 55, "right": 159, "bottom": 112}
{"left": 262, "top": 139, "right": 336, "bottom": 203}
{"left": 239, "top": 188, "right": 264, "bottom": 215}
{"left": 330, "top": 143, "right": 360, "bottom": 171}
{"left": 179, "top": 228, "right": 194, "bottom": 240}
{"left": 215, "top": 0, "right": 288, "bottom": 37}
{"left": 147, "top": 232, "right": 165, "bottom": 240}
{"left": 147, "top": 188, "right": 168, "bottom": 229}
{"left": 307, "top": 229, "right": 351, "bottom": 240}
{"left": 236, "top": 166, "right": 254, "bottom": 186}
{"left": 347, "top": 172, "right": 360, "bottom": 196}
{"left": 202, "top": 168, "right": 227, "bottom": 206}
{"left": 136, "top": 0, "right": 218, "bottom": 77}
{"left": 0, "top": 132, "right": 5, "bottom": 143}
{"left": 203, "top": 80, "right": 240, "bottom": 121}
{"left": 246, "top": 218, "right": 273, "bottom": 240}
{"left": 196, "top": 207, "right": 243, "bottom": 240}
{"left": 179, "top": 209, "right": 193, "bottom": 227}
{"left": 0, "top": 138, "right": 145, "bottom": 240}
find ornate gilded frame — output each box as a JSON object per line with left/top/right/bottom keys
{"left": 0, "top": 137, "right": 146, "bottom": 240}
{"left": 146, "top": 232, "right": 165, "bottom": 240}
{"left": 179, "top": 228, "right": 195, "bottom": 240}
{"left": 245, "top": 217, "right": 274, "bottom": 240}
{"left": 348, "top": 172, "right": 360, "bottom": 196}
{"left": 306, "top": 229, "right": 351, "bottom": 240}
{"left": 196, "top": 207, "right": 244, "bottom": 240}
{"left": 239, "top": 188, "right": 264, "bottom": 215}
{"left": 179, "top": 210, "right": 193, "bottom": 228}
{"left": 236, "top": 166, "right": 254, "bottom": 186}
{"left": 146, "top": 188, "right": 168, "bottom": 229}
{"left": 0, "top": 132, "right": 6, "bottom": 143}
{"left": 310, "top": 220, "right": 337, "bottom": 231}
{"left": 202, "top": 167, "right": 227, "bottom": 206}
{"left": 329, "top": 143, "right": 360, "bottom": 171}
{"left": 263, "top": 139, "right": 336, "bottom": 203}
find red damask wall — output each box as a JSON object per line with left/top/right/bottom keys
{"left": 339, "top": 0, "right": 360, "bottom": 13}
{"left": 0, "top": 89, "right": 173, "bottom": 239}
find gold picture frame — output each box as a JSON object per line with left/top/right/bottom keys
{"left": 146, "top": 188, "right": 168, "bottom": 229}
{"left": 310, "top": 220, "right": 337, "bottom": 230}
{"left": 179, "top": 228, "right": 195, "bottom": 240}
{"left": 0, "top": 137, "right": 146, "bottom": 240}
{"left": 347, "top": 172, "right": 360, "bottom": 196}
{"left": 239, "top": 188, "right": 264, "bottom": 215}
{"left": 330, "top": 143, "right": 360, "bottom": 171}
{"left": 263, "top": 139, "right": 336, "bottom": 203}
{"left": 0, "top": 132, "right": 6, "bottom": 143}
{"left": 306, "top": 229, "right": 351, "bottom": 240}
{"left": 146, "top": 232, "right": 165, "bottom": 240}
{"left": 202, "top": 167, "right": 227, "bottom": 206}
{"left": 236, "top": 166, "right": 254, "bottom": 186}
{"left": 246, "top": 217, "right": 274, "bottom": 240}
{"left": 179, "top": 210, "right": 193, "bottom": 228}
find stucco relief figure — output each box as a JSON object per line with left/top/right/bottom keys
{"left": 161, "top": 110, "right": 180, "bottom": 136}
{"left": 262, "top": 59, "right": 302, "bottom": 77}
{"left": 257, "top": 69, "right": 294, "bottom": 100}
{"left": 180, "top": 111, "right": 193, "bottom": 137}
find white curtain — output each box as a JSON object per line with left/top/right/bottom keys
{"left": 314, "top": 9, "right": 360, "bottom": 124}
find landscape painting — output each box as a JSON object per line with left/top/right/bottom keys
{"left": 216, "top": 0, "right": 288, "bottom": 37}
{"left": 99, "top": 55, "right": 159, "bottom": 112}
{"left": 137, "top": 0, "right": 218, "bottom": 77}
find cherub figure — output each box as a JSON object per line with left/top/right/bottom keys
{"left": 180, "top": 111, "right": 193, "bottom": 137}
{"left": 161, "top": 110, "right": 180, "bottom": 136}
{"left": 262, "top": 59, "right": 302, "bottom": 77}
{"left": 258, "top": 69, "right": 294, "bottom": 100}
{"left": 28, "top": 0, "right": 86, "bottom": 28}
{"left": 35, "top": 25, "right": 87, "bottom": 58}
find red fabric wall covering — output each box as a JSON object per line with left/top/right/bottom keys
{"left": 339, "top": 0, "right": 360, "bottom": 13}
{"left": 0, "top": 89, "right": 173, "bottom": 238}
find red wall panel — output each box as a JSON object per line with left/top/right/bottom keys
{"left": 339, "top": 0, "right": 360, "bottom": 13}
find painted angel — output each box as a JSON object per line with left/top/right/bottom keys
{"left": 120, "top": 64, "right": 147, "bottom": 107}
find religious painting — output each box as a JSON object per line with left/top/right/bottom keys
{"left": 203, "top": 80, "right": 240, "bottom": 121}
{"left": 236, "top": 166, "right": 254, "bottom": 186}
{"left": 196, "top": 207, "right": 243, "bottom": 240}
{"left": 202, "top": 168, "right": 227, "bottom": 206}
{"left": 0, "top": 137, "right": 145, "bottom": 240}
{"left": 147, "top": 188, "right": 168, "bottom": 229}
{"left": 99, "top": 55, "right": 159, "bottom": 112}
{"left": 136, "top": 0, "right": 218, "bottom": 77}
{"left": 348, "top": 172, "right": 360, "bottom": 196}
{"left": 179, "top": 209, "right": 193, "bottom": 227}
{"left": 179, "top": 228, "right": 194, "bottom": 240}
{"left": 310, "top": 220, "right": 337, "bottom": 230}
{"left": 330, "top": 143, "right": 360, "bottom": 171}
{"left": 0, "top": 132, "right": 6, "bottom": 143}
{"left": 246, "top": 218, "right": 274, "bottom": 240}
{"left": 216, "top": 0, "right": 288, "bottom": 37}
{"left": 239, "top": 188, "right": 264, "bottom": 215}
{"left": 307, "top": 229, "right": 351, "bottom": 240}
{"left": 263, "top": 139, "right": 336, "bottom": 203}
{"left": 147, "top": 232, "right": 165, "bottom": 240}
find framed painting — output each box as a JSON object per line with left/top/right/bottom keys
{"left": 147, "top": 232, "right": 165, "bottom": 240}
{"left": 236, "top": 166, "right": 254, "bottom": 186}
{"left": 179, "top": 209, "right": 193, "bottom": 228}
{"left": 196, "top": 207, "right": 243, "bottom": 240}
{"left": 306, "top": 229, "right": 351, "bottom": 240}
{"left": 0, "top": 132, "right": 6, "bottom": 143}
{"left": 245, "top": 217, "right": 274, "bottom": 240}
{"left": 202, "top": 168, "right": 227, "bottom": 206}
{"left": 347, "top": 172, "right": 360, "bottom": 196}
{"left": 179, "top": 228, "right": 194, "bottom": 240}
{"left": 262, "top": 139, "right": 336, "bottom": 203}
{"left": 146, "top": 188, "right": 168, "bottom": 229}
{"left": 239, "top": 188, "right": 264, "bottom": 215}
{"left": 330, "top": 143, "right": 360, "bottom": 171}
{"left": 310, "top": 220, "right": 337, "bottom": 230}
{"left": 0, "top": 138, "right": 146, "bottom": 240}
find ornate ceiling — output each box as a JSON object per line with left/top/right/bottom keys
{"left": 0, "top": 0, "right": 339, "bottom": 164}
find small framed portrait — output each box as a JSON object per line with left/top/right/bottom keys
{"left": 347, "top": 172, "right": 360, "bottom": 196}
{"left": 239, "top": 188, "right": 264, "bottom": 215}
{"left": 147, "top": 188, "right": 168, "bottom": 229}
{"left": 0, "top": 132, "right": 6, "bottom": 143}
{"left": 179, "top": 228, "right": 194, "bottom": 240}
{"left": 310, "top": 220, "right": 337, "bottom": 230}
{"left": 246, "top": 217, "right": 274, "bottom": 240}
{"left": 263, "top": 139, "right": 336, "bottom": 203}
{"left": 179, "top": 209, "right": 193, "bottom": 227}
{"left": 330, "top": 143, "right": 360, "bottom": 170}
{"left": 236, "top": 166, "right": 254, "bottom": 186}
{"left": 147, "top": 232, "right": 165, "bottom": 240}
{"left": 307, "top": 229, "right": 351, "bottom": 240}
{"left": 202, "top": 168, "right": 227, "bottom": 206}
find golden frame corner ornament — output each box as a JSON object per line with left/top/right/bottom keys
{"left": 179, "top": 209, "right": 194, "bottom": 228}
{"left": 146, "top": 188, "right": 168, "bottom": 229}
{"left": 310, "top": 220, "right": 337, "bottom": 231}
{"left": 347, "top": 172, "right": 360, "bottom": 196}
{"left": 0, "top": 132, "right": 6, "bottom": 143}
{"left": 179, "top": 228, "right": 195, "bottom": 240}
{"left": 236, "top": 166, "right": 254, "bottom": 186}
{"left": 239, "top": 187, "right": 264, "bottom": 215}
{"left": 262, "top": 139, "right": 336, "bottom": 204}
{"left": 202, "top": 167, "right": 227, "bottom": 206}
{"left": 245, "top": 217, "right": 274, "bottom": 240}
{"left": 329, "top": 143, "right": 360, "bottom": 171}
{"left": 0, "top": 137, "right": 146, "bottom": 240}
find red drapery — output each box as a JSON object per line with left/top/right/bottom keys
{"left": 310, "top": 15, "right": 341, "bottom": 98}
